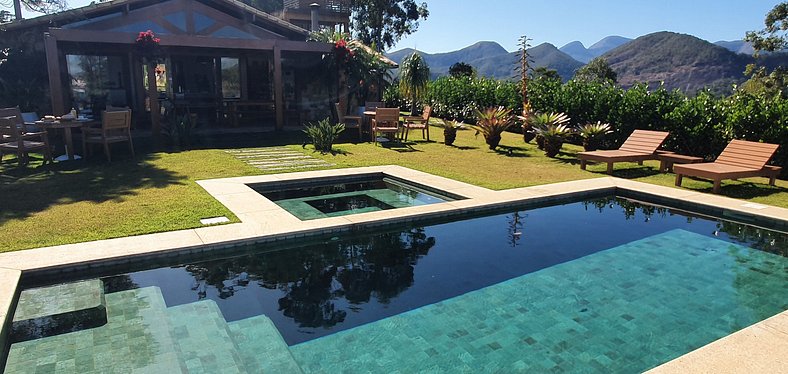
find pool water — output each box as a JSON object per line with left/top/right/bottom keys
{"left": 5, "top": 197, "right": 787, "bottom": 373}
{"left": 254, "top": 176, "right": 457, "bottom": 220}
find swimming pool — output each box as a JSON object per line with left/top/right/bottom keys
{"left": 251, "top": 174, "right": 461, "bottom": 220}
{"left": 4, "top": 197, "right": 787, "bottom": 373}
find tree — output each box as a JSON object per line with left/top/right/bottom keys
{"left": 398, "top": 51, "right": 430, "bottom": 114}
{"left": 7, "top": 0, "right": 66, "bottom": 19}
{"left": 448, "top": 62, "right": 474, "bottom": 78}
{"left": 745, "top": 2, "right": 788, "bottom": 55}
{"left": 350, "top": 0, "right": 429, "bottom": 51}
{"left": 532, "top": 67, "right": 560, "bottom": 81}
{"left": 573, "top": 57, "right": 617, "bottom": 84}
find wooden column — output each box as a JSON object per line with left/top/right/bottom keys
{"left": 146, "top": 60, "right": 160, "bottom": 141}
{"left": 273, "top": 44, "right": 284, "bottom": 130}
{"left": 44, "top": 33, "right": 65, "bottom": 115}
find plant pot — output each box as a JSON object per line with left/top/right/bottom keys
{"left": 544, "top": 139, "right": 563, "bottom": 157}
{"left": 444, "top": 130, "right": 457, "bottom": 146}
{"left": 523, "top": 129, "right": 536, "bottom": 143}
{"left": 535, "top": 134, "right": 545, "bottom": 150}
{"left": 583, "top": 137, "right": 600, "bottom": 152}
{"left": 485, "top": 135, "right": 501, "bottom": 150}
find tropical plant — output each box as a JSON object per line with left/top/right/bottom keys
{"left": 161, "top": 101, "right": 198, "bottom": 149}
{"left": 398, "top": 52, "right": 431, "bottom": 114}
{"left": 528, "top": 112, "right": 571, "bottom": 150}
{"left": 473, "top": 106, "right": 514, "bottom": 150}
{"left": 436, "top": 119, "right": 465, "bottom": 146}
{"left": 304, "top": 118, "right": 345, "bottom": 153}
{"left": 517, "top": 35, "right": 535, "bottom": 142}
{"left": 577, "top": 121, "right": 613, "bottom": 151}
{"left": 534, "top": 123, "right": 573, "bottom": 157}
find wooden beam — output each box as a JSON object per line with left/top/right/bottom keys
{"left": 273, "top": 44, "right": 284, "bottom": 130}
{"left": 44, "top": 33, "right": 65, "bottom": 116}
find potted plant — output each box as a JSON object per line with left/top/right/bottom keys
{"left": 528, "top": 112, "right": 570, "bottom": 150}
{"left": 534, "top": 123, "right": 573, "bottom": 157}
{"left": 577, "top": 121, "right": 612, "bottom": 151}
{"left": 437, "top": 119, "right": 464, "bottom": 146}
{"left": 473, "top": 106, "right": 513, "bottom": 150}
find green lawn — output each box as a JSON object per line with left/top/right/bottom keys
{"left": 1, "top": 126, "right": 785, "bottom": 252}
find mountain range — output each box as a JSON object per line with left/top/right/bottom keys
{"left": 385, "top": 32, "right": 787, "bottom": 93}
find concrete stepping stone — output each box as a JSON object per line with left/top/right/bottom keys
{"left": 227, "top": 147, "right": 333, "bottom": 171}
{"left": 228, "top": 315, "right": 304, "bottom": 374}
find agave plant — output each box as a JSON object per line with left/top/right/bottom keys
{"left": 437, "top": 119, "right": 465, "bottom": 146}
{"left": 473, "top": 106, "right": 514, "bottom": 150}
{"left": 534, "top": 123, "right": 573, "bottom": 157}
{"left": 303, "top": 117, "right": 345, "bottom": 153}
{"left": 577, "top": 121, "right": 613, "bottom": 151}
{"left": 528, "top": 112, "right": 571, "bottom": 150}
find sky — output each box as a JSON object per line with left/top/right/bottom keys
{"left": 12, "top": 0, "right": 779, "bottom": 53}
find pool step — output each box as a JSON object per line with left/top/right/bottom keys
{"left": 229, "top": 315, "right": 304, "bottom": 374}
{"left": 5, "top": 287, "right": 183, "bottom": 373}
{"left": 10, "top": 279, "right": 107, "bottom": 342}
{"left": 165, "top": 301, "right": 249, "bottom": 373}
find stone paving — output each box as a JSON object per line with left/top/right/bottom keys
{"left": 13, "top": 280, "right": 103, "bottom": 322}
{"left": 226, "top": 147, "right": 333, "bottom": 172}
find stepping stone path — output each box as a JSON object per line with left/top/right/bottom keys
{"left": 226, "top": 147, "right": 333, "bottom": 172}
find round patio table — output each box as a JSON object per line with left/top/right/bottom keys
{"left": 35, "top": 119, "right": 95, "bottom": 161}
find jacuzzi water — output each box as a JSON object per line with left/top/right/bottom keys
{"left": 252, "top": 175, "right": 459, "bottom": 220}
{"left": 5, "top": 197, "right": 787, "bottom": 373}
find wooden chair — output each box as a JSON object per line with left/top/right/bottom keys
{"left": 334, "top": 102, "right": 363, "bottom": 142}
{"left": 371, "top": 108, "right": 401, "bottom": 145}
{"left": 674, "top": 140, "right": 781, "bottom": 193}
{"left": 0, "top": 116, "right": 52, "bottom": 166}
{"left": 82, "top": 110, "right": 134, "bottom": 162}
{"left": 578, "top": 130, "right": 670, "bottom": 174}
{"left": 402, "top": 105, "right": 432, "bottom": 141}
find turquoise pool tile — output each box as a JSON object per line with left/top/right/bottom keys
{"left": 289, "top": 229, "right": 788, "bottom": 373}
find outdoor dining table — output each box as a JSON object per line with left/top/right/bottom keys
{"left": 35, "top": 118, "right": 96, "bottom": 161}
{"left": 363, "top": 109, "right": 404, "bottom": 142}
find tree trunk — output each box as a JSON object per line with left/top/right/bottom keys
{"left": 410, "top": 93, "right": 417, "bottom": 115}
{"left": 13, "top": 0, "right": 22, "bottom": 20}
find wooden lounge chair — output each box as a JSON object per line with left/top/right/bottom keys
{"left": 402, "top": 105, "right": 432, "bottom": 141}
{"left": 579, "top": 130, "right": 670, "bottom": 174}
{"left": 674, "top": 140, "right": 780, "bottom": 193}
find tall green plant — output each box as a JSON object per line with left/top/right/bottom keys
{"left": 473, "top": 106, "right": 514, "bottom": 150}
{"left": 304, "top": 118, "right": 345, "bottom": 153}
{"left": 398, "top": 52, "right": 431, "bottom": 114}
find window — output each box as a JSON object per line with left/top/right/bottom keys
{"left": 221, "top": 58, "right": 241, "bottom": 99}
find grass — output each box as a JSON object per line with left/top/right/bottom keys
{"left": 1, "top": 124, "right": 785, "bottom": 252}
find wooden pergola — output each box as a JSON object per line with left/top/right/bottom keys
{"left": 5, "top": 0, "right": 337, "bottom": 132}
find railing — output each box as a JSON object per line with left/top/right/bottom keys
{"left": 283, "top": 0, "right": 350, "bottom": 13}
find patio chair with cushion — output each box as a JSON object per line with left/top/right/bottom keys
{"left": 402, "top": 105, "right": 432, "bottom": 141}
{"left": 578, "top": 130, "right": 670, "bottom": 174}
{"left": 0, "top": 116, "right": 52, "bottom": 166}
{"left": 334, "top": 102, "right": 363, "bottom": 142}
{"left": 371, "top": 108, "right": 401, "bottom": 145}
{"left": 674, "top": 140, "right": 781, "bottom": 193}
{"left": 82, "top": 109, "right": 134, "bottom": 162}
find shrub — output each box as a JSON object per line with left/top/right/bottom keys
{"left": 304, "top": 118, "right": 345, "bottom": 153}
{"left": 473, "top": 106, "right": 514, "bottom": 150}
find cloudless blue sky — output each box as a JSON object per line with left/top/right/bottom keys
{"left": 14, "top": 0, "right": 778, "bottom": 53}
{"left": 389, "top": 0, "right": 778, "bottom": 52}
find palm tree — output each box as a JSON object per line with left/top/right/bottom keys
{"left": 398, "top": 52, "right": 430, "bottom": 115}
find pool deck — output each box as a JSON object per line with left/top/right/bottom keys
{"left": 1, "top": 165, "right": 787, "bottom": 372}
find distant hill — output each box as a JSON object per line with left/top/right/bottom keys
{"left": 560, "top": 36, "right": 632, "bottom": 63}
{"left": 714, "top": 40, "right": 755, "bottom": 55}
{"left": 386, "top": 42, "right": 583, "bottom": 81}
{"left": 604, "top": 31, "right": 756, "bottom": 93}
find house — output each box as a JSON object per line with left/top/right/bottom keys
{"left": 0, "top": 0, "right": 352, "bottom": 131}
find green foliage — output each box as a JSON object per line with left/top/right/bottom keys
{"left": 383, "top": 85, "right": 406, "bottom": 110}
{"left": 740, "top": 64, "right": 787, "bottom": 98}
{"left": 473, "top": 106, "right": 514, "bottom": 150}
{"left": 349, "top": 0, "right": 429, "bottom": 51}
{"left": 448, "top": 62, "right": 475, "bottom": 78}
{"left": 745, "top": 2, "right": 788, "bottom": 54}
{"left": 398, "top": 52, "right": 430, "bottom": 114}
{"left": 577, "top": 121, "right": 613, "bottom": 139}
{"left": 573, "top": 57, "right": 617, "bottom": 84}
{"left": 304, "top": 117, "right": 345, "bottom": 153}
{"left": 426, "top": 76, "right": 520, "bottom": 122}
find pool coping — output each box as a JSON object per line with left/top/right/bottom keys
{"left": 0, "top": 165, "right": 786, "bottom": 371}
